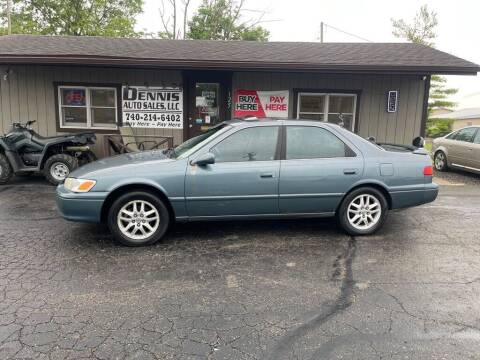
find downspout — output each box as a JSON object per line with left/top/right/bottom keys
{"left": 420, "top": 75, "right": 431, "bottom": 138}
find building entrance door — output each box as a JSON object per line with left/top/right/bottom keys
{"left": 185, "top": 71, "right": 232, "bottom": 139}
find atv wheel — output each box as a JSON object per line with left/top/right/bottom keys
{"left": 0, "top": 153, "right": 13, "bottom": 185}
{"left": 44, "top": 154, "right": 78, "bottom": 185}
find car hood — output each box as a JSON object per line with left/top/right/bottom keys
{"left": 70, "top": 150, "right": 175, "bottom": 179}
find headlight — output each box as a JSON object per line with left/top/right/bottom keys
{"left": 64, "top": 178, "right": 96, "bottom": 193}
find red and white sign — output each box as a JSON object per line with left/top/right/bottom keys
{"left": 234, "top": 90, "right": 289, "bottom": 118}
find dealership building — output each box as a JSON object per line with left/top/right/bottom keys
{"left": 0, "top": 35, "right": 478, "bottom": 156}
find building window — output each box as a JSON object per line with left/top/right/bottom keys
{"left": 58, "top": 86, "right": 118, "bottom": 129}
{"left": 297, "top": 93, "right": 357, "bottom": 131}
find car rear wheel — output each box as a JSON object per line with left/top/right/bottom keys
{"left": 434, "top": 151, "right": 448, "bottom": 172}
{"left": 338, "top": 187, "right": 388, "bottom": 236}
{"left": 107, "top": 191, "right": 170, "bottom": 246}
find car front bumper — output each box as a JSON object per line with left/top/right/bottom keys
{"left": 56, "top": 185, "right": 108, "bottom": 223}
{"left": 390, "top": 183, "right": 439, "bottom": 210}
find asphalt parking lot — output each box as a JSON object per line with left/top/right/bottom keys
{"left": 1, "top": 171, "right": 480, "bottom": 359}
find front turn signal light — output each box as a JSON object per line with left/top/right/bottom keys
{"left": 64, "top": 178, "right": 96, "bottom": 193}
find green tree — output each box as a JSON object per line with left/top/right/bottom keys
{"left": 0, "top": 0, "right": 144, "bottom": 37}
{"left": 392, "top": 5, "right": 457, "bottom": 137}
{"left": 187, "top": 0, "right": 269, "bottom": 41}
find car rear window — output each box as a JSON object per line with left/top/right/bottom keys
{"left": 286, "top": 126, "right": 355, "bottom": 159}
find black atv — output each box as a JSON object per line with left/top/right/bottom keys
{"left": 0, "top": 120, "right": 97, "bottom": 185}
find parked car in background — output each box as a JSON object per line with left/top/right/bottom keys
{"left": 432, "top": 126, "right": 480, "bottom": 174}
{"left": 56, "top": 119, "right": 438, "bottom": 246}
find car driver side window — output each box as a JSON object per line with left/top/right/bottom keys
{"left": 211, "top": 126, "right": 279, "bottom": 162}
{"left": 454, "top": 127, "right": 477, "bottom": 142}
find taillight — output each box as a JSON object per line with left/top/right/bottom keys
{"left": 423, "top": 165, "right": 433, "bottom": 176}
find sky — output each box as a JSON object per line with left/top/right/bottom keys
{"left": 136, "top": 0, "right": 480, "bottom": 108}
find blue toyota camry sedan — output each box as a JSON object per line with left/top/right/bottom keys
{"left": 56, "top": 119, "right": 438, "bottom": 246}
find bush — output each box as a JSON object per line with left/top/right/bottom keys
{"left": 426, "top": 118, "right": 453, "bottom": 138}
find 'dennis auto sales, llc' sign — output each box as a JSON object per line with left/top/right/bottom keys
{"left": 234, "top": 89, "right": 289, "bottom": 118}
{"left": 122, "top": 87, "right": 183, "bottom": 129}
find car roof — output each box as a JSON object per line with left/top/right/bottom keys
{"left": 225, "top": 118, "right": 344, "bottom": 129}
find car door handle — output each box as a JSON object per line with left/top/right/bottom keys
{"left": 343, "top": 169, "right": 357, "bottom": 175}
{"left": 260, "top": 173, "right": 275, "bottom": 178}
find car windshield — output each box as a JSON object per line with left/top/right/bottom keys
{"left": 171, "top": 124, "right": 230, "bottom": 159}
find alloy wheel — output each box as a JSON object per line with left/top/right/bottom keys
{"left": 347, "top": 194, "right": 382, "bottom": 231}
{"left": 434, "top": 152, "right": 445, "bottom": 170}
{"left": 117, "top": 200, "right": 160, "bottom": 241}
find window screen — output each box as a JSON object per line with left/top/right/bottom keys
{"left": 297, "top": 93, "right": 356, "bottom": 131}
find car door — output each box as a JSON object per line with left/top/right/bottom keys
{"left": 185, "top": 125, "right": 281, "bottom": 217}
{"left": 279, "top": 125, "right": 363, "bottom": 215}
{"left": 448, "top": 127, "right": 477, "bottom": 168}
{"left": 470, "top": 128, "right": 480, "bottom": 171}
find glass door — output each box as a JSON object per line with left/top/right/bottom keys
{"left": 185, "top": 72, "right": 232, "bottom": 139}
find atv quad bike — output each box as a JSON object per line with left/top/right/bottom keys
{"left": 0, "top": 120, "right": 97, "bottom": 185}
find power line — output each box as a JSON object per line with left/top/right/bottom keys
{"left": 320, "top": 22, "right": 373, "bottom": 43}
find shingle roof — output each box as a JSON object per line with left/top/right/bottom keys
{"left": 431, "top": 107, "right": 480, "bottom": 120}
{"left": 0, "top": 35, "right": 478, "bottom": 74}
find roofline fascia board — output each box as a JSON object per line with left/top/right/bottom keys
{"left": 0, "top": 56, "right": 478, "bottom": 75}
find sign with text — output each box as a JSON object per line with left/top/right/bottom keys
{"left": 387, "top": 90, "right": 398, "bottom": 113}
{"left": 234, "top": 89, "right": 289, "bottom": 118}
{"left": 122, "top": 86, "right": 183, "bottom": 128}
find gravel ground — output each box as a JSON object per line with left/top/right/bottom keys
{"left": 434, "top": 168, "right": 480, "bottom": 186}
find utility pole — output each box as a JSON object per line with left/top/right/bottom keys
{"left": 320, "top": 22, "right": 324, "bottom": 43}
{"left": 6, "top": 0, "right": 12, "bottom": 35}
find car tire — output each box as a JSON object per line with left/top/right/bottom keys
{"left": 337, "top": 187, "right": 388, "bottom": 236}
{"left": 44, "top": 154, "right": 78, "bottom": 185}
{"left": 0, "top": 153, "right": 13, "bottom": 185}
{"left": 107, "top": 191, "right": 170, "bottom": 247}
{"left": 434, "top": 151, "right": 448, "bottom": 172}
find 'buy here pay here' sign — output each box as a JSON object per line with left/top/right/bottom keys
{"left": 234, "top": 90, "right": 289, "bottom": 118}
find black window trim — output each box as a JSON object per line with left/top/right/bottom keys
{"left": 208, "top": 125, "right": 282, "bottom": 163}
{"left": 282, "top": 124, "right": 357, "bottom": 161}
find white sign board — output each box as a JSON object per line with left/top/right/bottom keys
{"left": 122, "top": 86, "right": 183, "bottom": 129}
{"left": 387, "top": 90, "right": 398, "bottom": 113}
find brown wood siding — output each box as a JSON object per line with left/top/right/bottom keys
{"left": 233, "top": 72, "right": 426, "bottom": 144}
{"left": 0, "top": 65, "right": 183, "bottom": 155}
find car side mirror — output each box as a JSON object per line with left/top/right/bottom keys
{"left": 191, "top": 152, "right": 215, "bottom": 166}
{"left": 412, "top": 136, "right": 425, "bottom": 148}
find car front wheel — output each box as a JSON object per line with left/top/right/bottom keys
{"left": 434, "top": 151, "right": 448, "bottom": 172}
{"left": 338, "top": 187, "right": 388, "bottom": 236}
{"left": 107, "top": 191, "right": 170, "bottom": 246}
